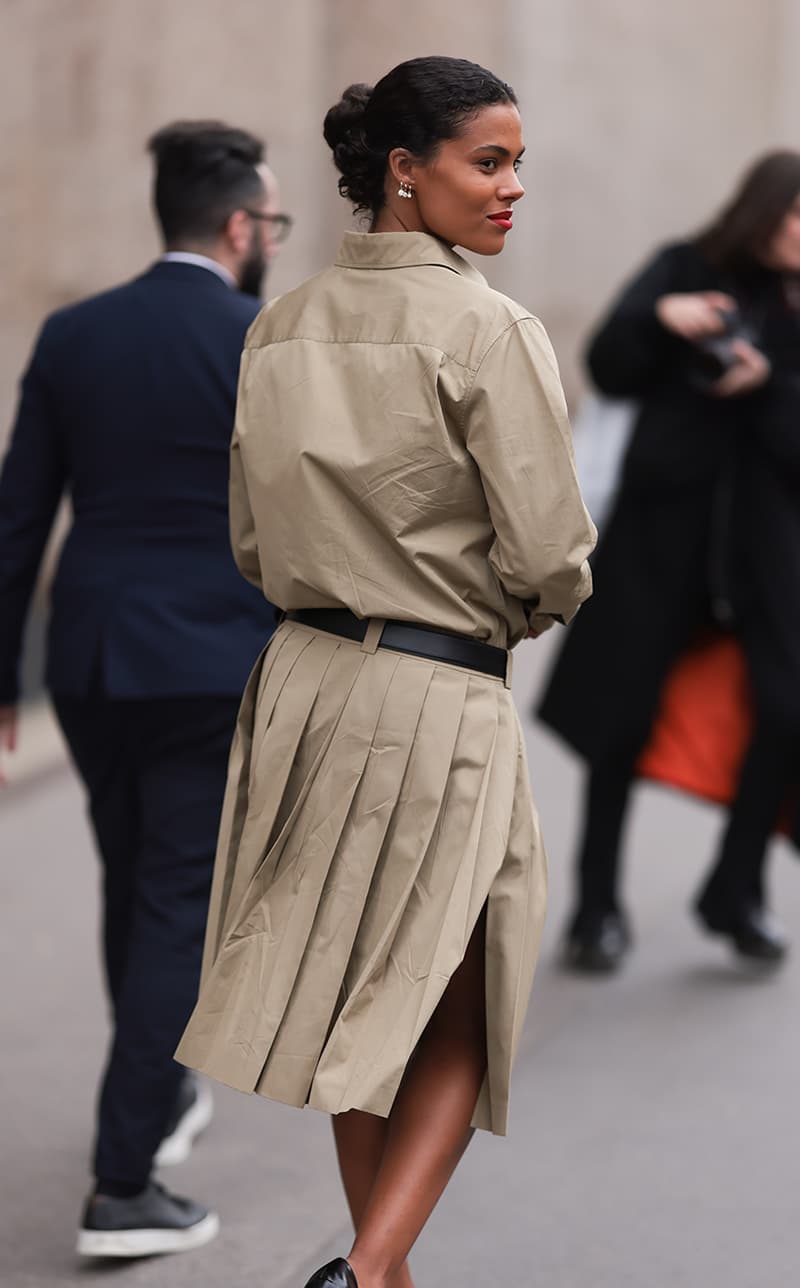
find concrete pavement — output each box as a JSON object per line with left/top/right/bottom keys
{"left": 3, "top": 698, "right": 68, "bottom": 787}
{"left": 2, "top": 638, "right": 800, "bottom": 1287}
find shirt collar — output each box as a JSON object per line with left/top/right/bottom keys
{"left": 334, "top": 231, "right": 487, "bottom": 285}
{"left": 160, "top": 252, "right": 237, "bottom": 289}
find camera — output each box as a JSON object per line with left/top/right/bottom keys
{"left": 692, "top": 304, "right": 755, "bottom": 384}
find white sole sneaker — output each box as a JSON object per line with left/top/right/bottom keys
{"left": 76, "top": 1209, "right": 219, "bottom": 1257}
{"left": 155, "top": 1080, "right": 214, "bottom": 1167}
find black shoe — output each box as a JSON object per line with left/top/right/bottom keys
{"left": 76, "top": 1180, "right": 219, "bottom": 1257}
{"left": 562, "top": 909, "right": 631, "bottom": 974}
{"left": 695, "top": 899, "right": 789, "bottom": 963}
{"left": 155, "top": 1073, "right": 214, "bottom": 1166}
{"left": 304, "top": 1258, "right": 358, "bottom": 1287}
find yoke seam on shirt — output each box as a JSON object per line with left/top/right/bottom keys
{"left": 244, "top": 335, "right": 477, "bottom": 371}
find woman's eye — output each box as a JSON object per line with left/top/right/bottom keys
{"left": 478, "top": 158, "right": 497, "bottom": 172}
{"left": 513, "top": 159, "right": 524, "bottom": 173}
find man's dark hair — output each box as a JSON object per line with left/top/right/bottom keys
{"left": 147, "top": 120, "right": 266, "bottom": 245}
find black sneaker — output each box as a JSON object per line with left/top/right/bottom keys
{"left": 76, "top": 1180, "right": 219, "bottom": 1257}
{"left": 155, "top": 1073, "right": 214, "bottom": 1166}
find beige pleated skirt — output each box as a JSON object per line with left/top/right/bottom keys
{"left": 175, "top": 619, "right": 547, "bottom": 1136}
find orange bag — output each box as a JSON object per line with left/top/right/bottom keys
{"left": 636, "top": 632, "right": 752, "bottom": 806}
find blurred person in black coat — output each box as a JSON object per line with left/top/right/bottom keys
{"left": 0, "top": 121, "right": 290, "bottom": 1255}
{"left": 538, "top": 151, "right": 800, "bottom": 973}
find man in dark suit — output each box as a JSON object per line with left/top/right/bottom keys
{"left": 0, "top": 121, "right": 290, "bottom": 1256}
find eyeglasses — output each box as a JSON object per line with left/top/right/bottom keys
{"left": 244, "top": 210, "right": 293, "bottom": 244}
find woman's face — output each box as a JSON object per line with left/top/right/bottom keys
{"left": 762, "top": 194, "right": 800, "bottom": 272}
{"left": 396, "top": 103, "right": 526, "bottom": 255}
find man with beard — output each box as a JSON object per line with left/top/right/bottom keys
{"left": 0, "top": 121, "right": 287, "bottom": 1256}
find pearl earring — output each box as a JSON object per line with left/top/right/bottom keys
{"left": 397, "top": 180, "right": 414, "bottom": 199}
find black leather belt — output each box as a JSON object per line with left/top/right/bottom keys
{"left": 285, "top": 608, "right": 507, "bottom": 679}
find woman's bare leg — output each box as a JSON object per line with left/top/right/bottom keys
{"left": 333, "top": 1111, "right": 414, "bottom": 1288}
{"left": 345, "top": 913, "right": 487, "bottom": 1288}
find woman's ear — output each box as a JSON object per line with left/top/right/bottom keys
{"left": 387, "top": 147, "right": 417, "bottom": 190}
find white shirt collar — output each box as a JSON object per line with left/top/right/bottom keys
{"left": 161, "top": 252, "right": 237, "bottom": 289}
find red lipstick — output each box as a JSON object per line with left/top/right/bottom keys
{"left": 487, "top": 210, "right": 514, "bottom": 230}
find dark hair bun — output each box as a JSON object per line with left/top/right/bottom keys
{"left": 323, "top": 84, "right": 380, "bottom": 213}
{"left": 323, "top": 83, "right": 372, "bottom": 152}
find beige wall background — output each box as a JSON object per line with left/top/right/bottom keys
{"left": 2, "top": 0, "right": 799, "bottom": 444}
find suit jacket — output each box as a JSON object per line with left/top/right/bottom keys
{"left": 0, "top": 260, "right": 277, "bottom": 702}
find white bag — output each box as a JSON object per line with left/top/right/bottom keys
{"left": 571, "top": 393, "right": 638, "bottom": 530}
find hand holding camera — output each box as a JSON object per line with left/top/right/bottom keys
{"left": 655, "top": 290, "right": 736, "bottom": 341}
{"left": 656, "top": 290, "right": 771, "bottom": 395}
{"left": 708, "top": 338, "right": 771, "bottom": 398}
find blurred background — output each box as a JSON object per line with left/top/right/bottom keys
{"left": 5, "top": 0, "right": 800, "bottom": 697}
{"left": 3, "top": 4, "right": 800, "bottom": 1286}
{"left": 5, "top": 0, "right": 800, "bottom": 421}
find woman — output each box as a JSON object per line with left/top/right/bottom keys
{"left": 538, "top": 151, "right": 800, "bottom": 973}
{"left": 176, "top": 56, "right": 594, "bottom": 1288}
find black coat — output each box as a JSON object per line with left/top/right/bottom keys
{"left": 0, "top": 261, "right": 277, "bottom": 703}
{"left": 538, "top": 241, "right": 800, "bottom": 763}
{"left": 732, "top": 279, "right": 800, "bottom": 734}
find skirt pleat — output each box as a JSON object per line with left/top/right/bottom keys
{"left": 176, "top": 621, "right": 546, "bottom": 1135}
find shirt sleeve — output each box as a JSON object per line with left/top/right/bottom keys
{"left": 463, "top": 316, "right": 596, "bottom": 626}
{"left": 228, "top": 347, "right": 263, "bottom": 591}
{"left": 229, "top": 421, "right": 262, "bottom": 591}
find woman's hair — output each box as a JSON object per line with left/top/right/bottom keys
{"left": 323, "top": 56, "right": 517, "bottom": 216}
{"left": 695, "top": 150, "right": 800, "bottom": 272}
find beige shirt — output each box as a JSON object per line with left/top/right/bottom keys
{"left": 230, "top": 230, "right": 595, "bottom": 648}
